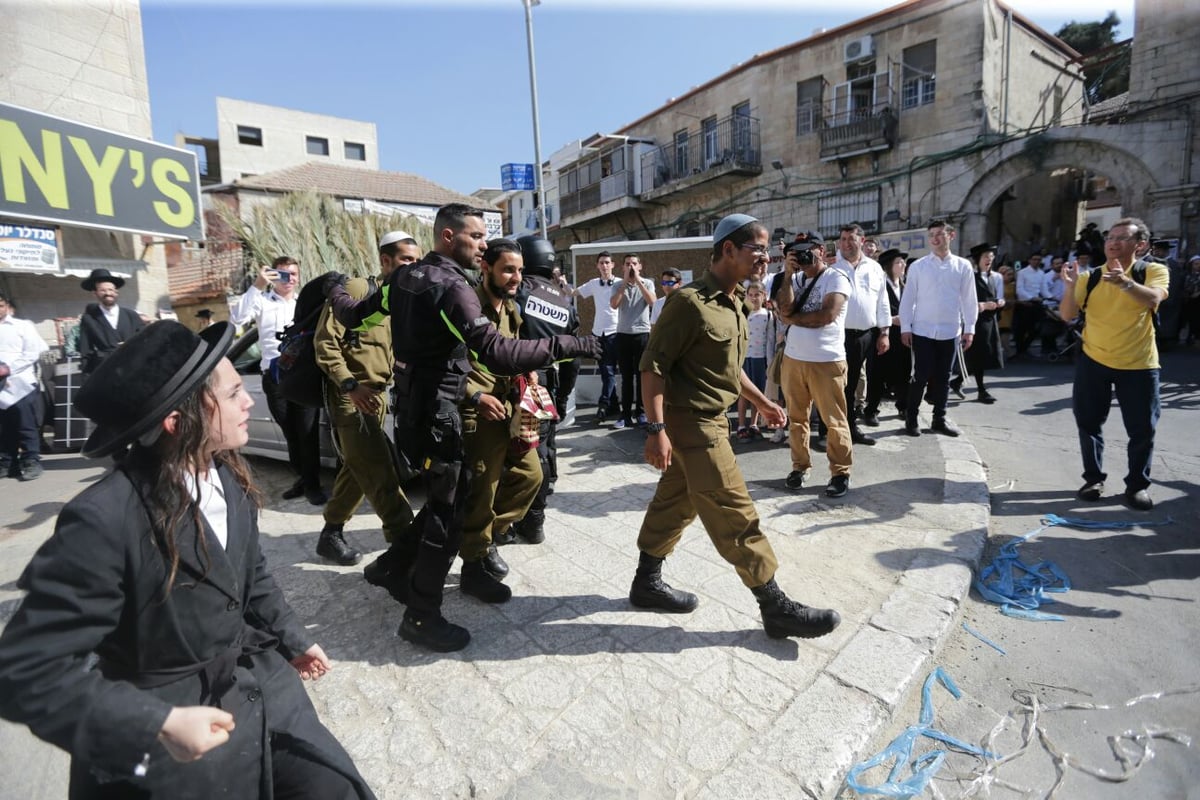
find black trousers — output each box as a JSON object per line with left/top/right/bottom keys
{"left": 906, "top": 335, "right": 956, "bottom": 424}
{"left": 843, "top": 328, "right": 875, "bottom": 422}
{"left": 1012, "top": 302, "right": 1041, "bottom": 354}
{"left": 0, "top": 389, "right": 42, "bottom": 462}
{"left": 262, "top": 372, "right": 322, "bottom": 489}
{"left": 616, "top": 332, "right": 648, "bottom": 423}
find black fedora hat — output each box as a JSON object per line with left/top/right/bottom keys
{"left": 969, "top": 242, "right": 998, "bottom": 260}
{"left": 80, "top": 268, "right": 126, "bottom": 291}
{"left": 878, "top": 248, "right": 908, "bottom": 267}
{"left": 75, "top": 321, "right": 234, "bottom": 458}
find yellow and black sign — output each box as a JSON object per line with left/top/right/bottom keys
{"left": 0, "top": 101, "right": 203, "bottom": 241}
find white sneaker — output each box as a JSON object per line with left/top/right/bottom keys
{"left": 770, "top": 428, "right": 788, "bottom": 444}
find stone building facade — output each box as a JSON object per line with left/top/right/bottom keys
{"left": 549, "top": 0, "right": 1198, "bottom": 261}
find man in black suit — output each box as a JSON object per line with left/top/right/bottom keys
{"left": 77, "top": 268, "right": 145, "bottom": 377}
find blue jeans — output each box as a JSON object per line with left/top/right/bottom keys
{"left": 1072, "top": 352, "right": 1160, "bottom": 491}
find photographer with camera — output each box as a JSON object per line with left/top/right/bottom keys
{"left": 230, "top": 256, "right": 326, "bottom": 505}
{"left": 609, "top": 254, "right": 656, "bottom": 429}
{"left": 773, "top": 232, "right": 855, "bottom": 498}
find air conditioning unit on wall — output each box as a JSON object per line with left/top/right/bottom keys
{"left": 843, "top": 35, "right": 875, "bottom": 63}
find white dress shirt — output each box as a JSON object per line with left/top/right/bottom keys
{"left": 899, "top": 252, "right": 979, "bottom": 340}
{"left": 1040, "top": 271, "right": 1066, "bottom": 305}
{"left": 229, "top": 285, "right": 297, "bottom": 371}
{"left": 832, "top": 255, "right": 891, "bottom": 331}
{"left": 0, "top": 314, "right": 49, "bottom": 409}
{"left": 182, "top": 461, "right": 228, "bottom": 550}
{"left": 1016, "top": 266, "right": 1044, "bottom": 302}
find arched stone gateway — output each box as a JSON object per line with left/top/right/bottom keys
{"left": 956, "top": 129, "right": 1166, "bottom": 249}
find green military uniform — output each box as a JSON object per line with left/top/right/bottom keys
{"left": 637, "top": 271, "right": 779, "bottom": 588}
{"left": 315, "top": 276, "right": 414, "bottom": 542}
{"left": 459, "top": 286, "right": 542, "bottom": 562}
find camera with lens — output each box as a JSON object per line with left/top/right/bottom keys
{"left": 783, "top": 242, "right": 817, "bottom": 265}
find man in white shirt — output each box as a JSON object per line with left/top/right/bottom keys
{"left": 1012, "top": 253, "right": 1045, "bottom": 357}
{"left": 899, "top": 219, "right": 978, "bottom": 437}
{"left": 774, "top": 237, "right": 854, "bottom": 498}
{"left": 830, "top": 223, "right": 891, "bottom": 446}
{"left": 574, "top": 251, "right": 621, "bottom": 422}
{"left": 230, "top": 256, "right": 326, "bottom": 504}
{"left": 0, "top": 292, "right": 49, "bottom": 480}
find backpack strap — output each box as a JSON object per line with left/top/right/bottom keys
{"left": 1080, "top": 267, "right": 1103, "bottom": 315}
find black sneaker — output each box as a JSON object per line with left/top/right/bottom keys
{"left": 399, "top": 612, "right": 470, "bottom": 652}
{"left": 784, "top": 470, "right": 808, "bottom": 490}
{"left": 1076, "top": 481, "right": 1104, "bottom": 502}
{"left": 17, "top": 458, "right": 43, "bottom": 481}
{"left": 826, "top": 474, "right": 849, "bottom": 498}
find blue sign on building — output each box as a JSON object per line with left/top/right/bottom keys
{"left": 501, "top": 163, "right": 536, "bottom": 191}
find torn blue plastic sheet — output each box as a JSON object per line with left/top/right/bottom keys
{"left": 974, "top": 526, "right": 1069, "bottom": 621}
{"left": 845, "top": 667, "right": 998, "bottom": 798}
{"left": 975, "top": 513, "right": 1173, "bottom": 622}
{"left": 961, "top": 621, "right": 1006, "bottom": 655}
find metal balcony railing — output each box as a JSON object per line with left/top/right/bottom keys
{"left": 819, "top": 103, "right": 898, "bottom": 159}
{"left": 641, "top": 114, "right": 762, "bottom": 191}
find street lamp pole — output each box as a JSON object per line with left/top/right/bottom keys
{"left": 522, "top": 0, "right": 549, "bottom": 239}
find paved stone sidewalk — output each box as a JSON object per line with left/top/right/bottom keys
{"left": 0, "top": 410, "right": 988, "bottom": 799}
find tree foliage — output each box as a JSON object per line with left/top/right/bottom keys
{"left": 215, "top": 190, "right": 433, "bottom": 286}
{"left": 1056, "top": 11, "right": 1131, "bottom": 104}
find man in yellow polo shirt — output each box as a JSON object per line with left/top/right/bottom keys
{"left": 1059, "top": 217, "right": 1168, "bottom": 511}
{"left": 630, "top": 213, "right": 841, "bottom": 640}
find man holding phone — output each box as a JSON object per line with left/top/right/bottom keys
{"left": 231, "top": 256, "right": 326, "bottom": 505}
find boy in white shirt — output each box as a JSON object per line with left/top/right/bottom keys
{"left": 736, "top": 282, "right": 770, "bottom": 438}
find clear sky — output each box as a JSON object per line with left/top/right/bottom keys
{"left": 141, "top": 0, "right": 1135, "bottom": 197}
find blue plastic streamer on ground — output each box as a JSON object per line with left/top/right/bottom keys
{"left": 975, "top": 514, "right": 1172, "bottom": 621}
{"left": 845, "top": 667, "right": 998, "bottom": 798}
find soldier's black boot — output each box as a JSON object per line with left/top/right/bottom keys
{"left": 363, "top": 545, "right": 414, "bottom": 603}
{"left": 460, "top": 559, "right": 512, "bottom": 604}
{"left": 481, "top": 544, "right": 509, "bottom": 579}
{"left": 316, "top": 523, "right": 362, "bottom": 566}
{"left": 398, "top": 610, "right": 470, "bottom": 652}
{"left": 510, "top": 510, "right": 545, "bottom": 544}
{"left": 629, "top": 552, "right": 698, "bottom": 613}
{"left": 751, "top": 578, "right": 840, "bottom": 639}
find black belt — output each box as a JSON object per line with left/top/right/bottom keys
{"left": 102, "top": 625, "right": 279, "bottom": 703}
{"left": 845, "top": 328, "right": 873, "bottom": 336}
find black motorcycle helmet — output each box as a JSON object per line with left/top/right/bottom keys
{"left": 517, "top": 235, "right": 556, "bottom": 279}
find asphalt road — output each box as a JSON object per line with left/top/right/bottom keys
{"left": 842, "top": 345, "right": 1200, "bottom": 799}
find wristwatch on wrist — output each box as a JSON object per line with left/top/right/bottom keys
{"left": 470, "top": 391, "right": 484, "bottom": 406}
{"left": 644, "top": 422, "right": 666, "bottom": 434}
{"left": 340, "top": 377, "right": 359, "bottom": 393}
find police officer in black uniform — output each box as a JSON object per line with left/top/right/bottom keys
{"left": 324, "top": 204, "right": 599, "bottom": 652}
{"left": 494, "top": 235, "right": 578, "bottom": 546}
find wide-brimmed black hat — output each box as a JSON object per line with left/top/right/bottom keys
{"left": 195, "top": 308, "right": 214, "bottom": 319}
{"left": 878, "top": 248, "right": 908, "bottom": 267}
{"left": 80, "top": 268, "right": 126, "bottom": 291}
{"left": 969, "top": 242, "right": 998, "bottom": 260}
{"left": 76, "top": 321, "right": 234, "bottom": 458}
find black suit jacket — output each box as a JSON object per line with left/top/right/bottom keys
{"left": 0, "top": 463, "right": 374, "bottom": 799}
{"left": 77, "top": 304, "right": 145, "bottom": 374}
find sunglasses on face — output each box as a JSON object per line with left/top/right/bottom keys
{"left": 661, "top": 279, "right": 679, "bottom": 286}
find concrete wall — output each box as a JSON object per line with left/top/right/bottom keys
{"left": 216, "top": 97, "right": 379, "bottom": 182}
{"left": 0, "top": 0, "right": 168, "bottom": 344}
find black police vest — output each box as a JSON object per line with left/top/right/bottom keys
{"left": 517, "top": 276, "right": 577, "bottom": 340}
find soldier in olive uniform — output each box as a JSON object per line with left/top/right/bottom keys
{"left": 632, "top": 214, "right": 842, "bottom": 640}
{"left": 314, "top": 231, "right": 421, "bottom": 569}
{"left": 457, "top": 240, "right": 543, "bottom": 603}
